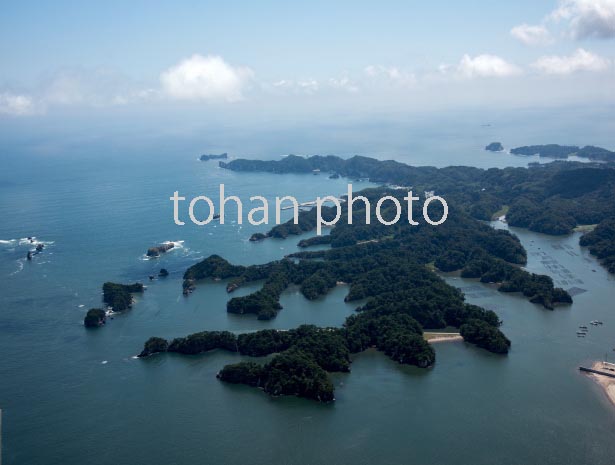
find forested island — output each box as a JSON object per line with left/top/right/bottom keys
{"left": 510, "top": 144, "right": 615, "bottom": 161}
{"left": 200, "top": 153, "right": 228, "bottom": 161}
{"left": 83, "top": 282, "right": 144, "bottom": 327}
{"left": 485, "top": 142, "right": 504, "bottom": 152}
{"left": 84, "top": 308, "right": 106, "bottom": 328}
{"left": 102, "top": 282, "right": 144, "bottom": 312}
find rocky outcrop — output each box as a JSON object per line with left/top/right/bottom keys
{"left": 146, "top": 243, "right": 174, "bottom": 257}
{"left": 159, "top": 268, "right": 169, "bottom": 277}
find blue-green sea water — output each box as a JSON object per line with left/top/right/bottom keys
{"left": 1, "top": 133, "right": 615, "bottom": 464}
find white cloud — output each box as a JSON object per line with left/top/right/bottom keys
{"left": 328, "top": 76, "right": 359, "bottom": 92}
{"left": 271, "top": 78, "right": 320, "bottom": 94}
{"left": 532, "top": 47, "right": 610, "bottom": 73}
{"left": 0, "top": 93, "right": 37, "bottom": 116}
{"left": 457, "top": 54, "right": 522, "bottom": 77}
{"left": 551, "top": 0, "right": 615, "bottom": 39}
{"left": 510, "top": 24, "right": 553, "bottom": 45}
{"left": 297, "top": 79, "right": 319, "bottom": 93}
{"left": 160, "top": 54, "right": 253, "bottom": 102}
{"left": 364, "top": 65, "right": 416, "bottom": 86}
{"left": 41, "top": 69, "right": 154, "bottom": 108}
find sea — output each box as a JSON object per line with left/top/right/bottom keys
{"left": 1, "top": 111, "right": 615, "bottom": 465}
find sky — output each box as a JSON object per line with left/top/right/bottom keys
{"left": 0, "top": 0, "right": 613, "bottom": 149}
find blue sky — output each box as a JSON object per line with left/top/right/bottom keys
{"left": 0, "top": 1, "right": 613, "bottom": 129}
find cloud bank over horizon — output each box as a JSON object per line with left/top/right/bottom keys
{"left": 0, "top": 0, "right": 613, "bottom": 118}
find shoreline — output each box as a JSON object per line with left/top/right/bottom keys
{"left": 424, "top": 332, "right": 463, "bottom": 343}
{"left": 586, "top": 361, "right": 615, "bottom": 407}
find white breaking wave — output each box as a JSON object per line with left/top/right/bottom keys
{"left": 17, "top": 237, "right": 54, "bottom": 247}
{"left": 9, "top": 259, "right": 25, "bottom": 276}
{"left": 164, "top": 240, "right": 184, "bottom": 249}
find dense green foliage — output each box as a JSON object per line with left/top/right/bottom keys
{"left": 460, "top": 319, "right": 511, "bottom": 354}
{"left": 222, "top": 154, "right": 615, "bottom": 239}
{"left": 218, "top": 351, "right": 335, "bottom": 402}
{"left": 580, "top": 218, "right": 615, "bottom": 273}
{"left": 460, "top": 250, "right": 572, "bottom": 309}
{"left": 142, "top": 249, "right": 513, "bottom": 400}
{"left": 167, "top": 330, "right": 238, "bottom": 354}
{"left": 237, "top": 329, "right": 293, "bottom": 356}
{"left": 83, "top": 308, "right": 106, "bottom": 328}
{"left": 102, "top": 282, "right": 144, "bottom": 312}
{"left": 297, "top": 235, "right": 333, "bottom": 248}
{"left": 511, "top": 144, "right": 579, "bottom": 159}
{"left": 139, "top": 337, "right": 169, "bottom": 357}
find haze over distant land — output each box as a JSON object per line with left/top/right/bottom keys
{"left": 0, "top": 1, "right": 614, "bottom": 148}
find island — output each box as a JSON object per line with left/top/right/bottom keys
{"left": 102, "top": 282, "right": 144, "bottom": 312}
{"left": 510, "top": 144, "right": 615, "bottom": 161}
{"left": 146, "top": 242, "right": 174, "bottom": 257}
{"left": 485, "top": 142, "right": 504, "bottom": 152}
{"left": 200, "top": 153, "right": 228, "bottom": 161}
{"left": 83, "top": 308, "right": 106, "bottom": 328}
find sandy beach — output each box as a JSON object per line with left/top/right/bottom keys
{"left": 587, "top": 361, "right": 615, "bottom": 407}
{"left": 424, "top": 332, "right": 463, "bottom": 343}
